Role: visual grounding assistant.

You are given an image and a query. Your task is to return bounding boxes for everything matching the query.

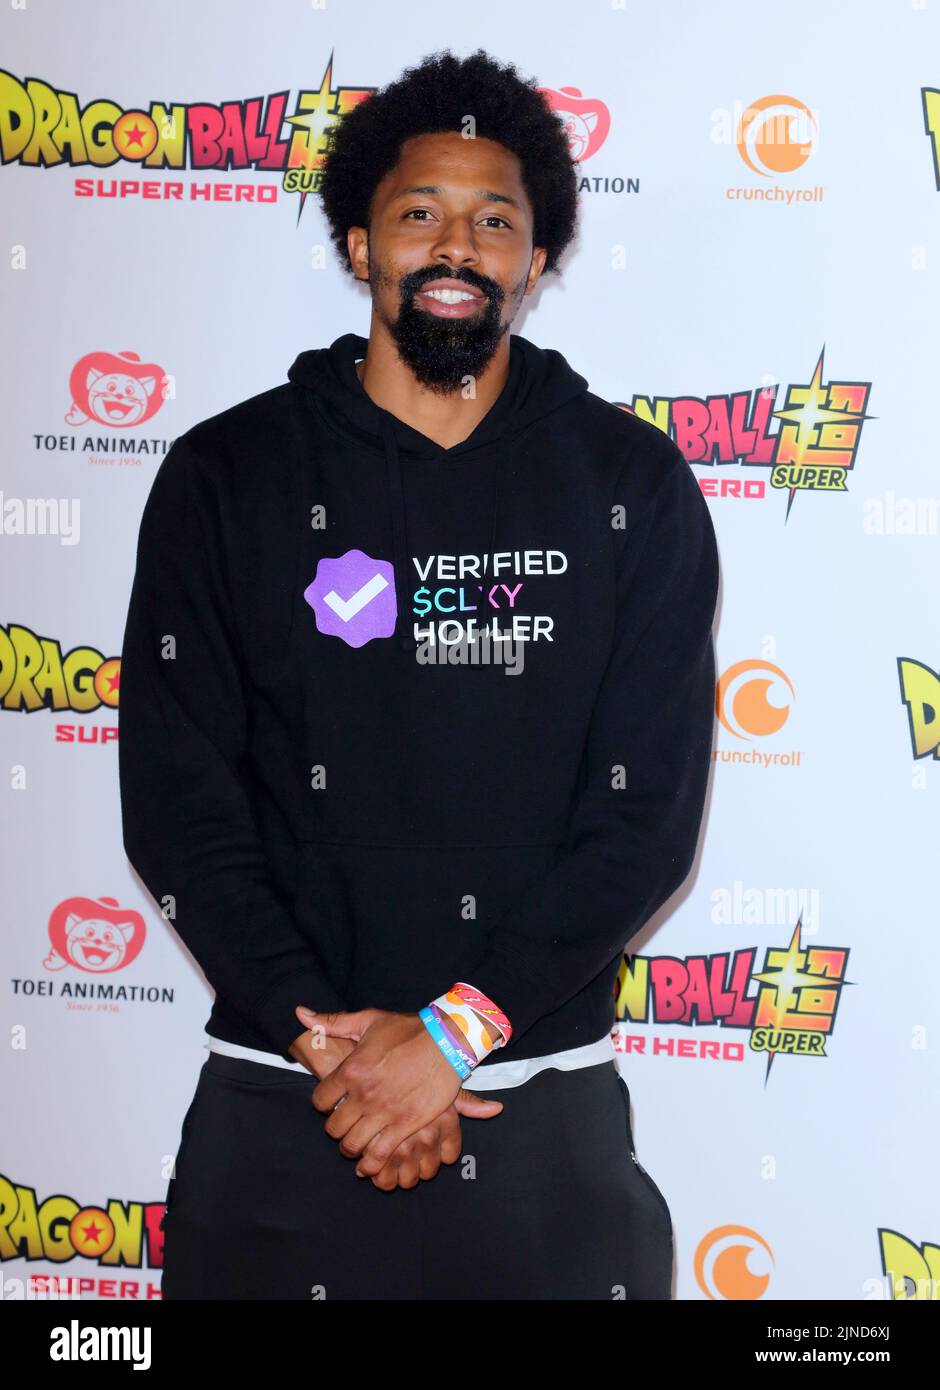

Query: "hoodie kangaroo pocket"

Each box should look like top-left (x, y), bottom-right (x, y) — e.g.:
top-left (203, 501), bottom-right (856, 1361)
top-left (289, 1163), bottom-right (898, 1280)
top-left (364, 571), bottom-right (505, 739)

top-left (299, 839), bottom-right (562, 1013)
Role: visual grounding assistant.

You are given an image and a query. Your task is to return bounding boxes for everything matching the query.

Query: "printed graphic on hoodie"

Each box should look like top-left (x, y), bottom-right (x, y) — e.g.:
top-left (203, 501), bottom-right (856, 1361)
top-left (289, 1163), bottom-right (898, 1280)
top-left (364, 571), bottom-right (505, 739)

top-left (412, 548), bottom-right (567, 646)
top-left (305, 546), bottom-right (569, 651)
top-left (304, 548), bottom-right (397, 647)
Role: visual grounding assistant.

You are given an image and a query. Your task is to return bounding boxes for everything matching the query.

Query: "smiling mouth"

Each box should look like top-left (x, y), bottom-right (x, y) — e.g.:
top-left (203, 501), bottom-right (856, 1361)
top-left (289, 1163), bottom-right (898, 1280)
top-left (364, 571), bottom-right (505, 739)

top-left (415, 286), bottom-right (486, 318)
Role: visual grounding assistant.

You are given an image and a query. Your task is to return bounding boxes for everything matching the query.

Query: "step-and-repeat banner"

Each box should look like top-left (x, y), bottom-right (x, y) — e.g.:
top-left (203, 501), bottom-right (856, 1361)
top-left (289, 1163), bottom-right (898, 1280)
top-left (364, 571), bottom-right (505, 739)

top-left (2, 0), bottom-right (938, 1302)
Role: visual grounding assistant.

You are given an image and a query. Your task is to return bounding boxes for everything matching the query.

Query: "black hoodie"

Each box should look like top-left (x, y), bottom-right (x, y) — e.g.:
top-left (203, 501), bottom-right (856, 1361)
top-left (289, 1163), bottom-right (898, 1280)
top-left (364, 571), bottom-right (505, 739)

top-left (118, 331), bottom-right (719, 1068)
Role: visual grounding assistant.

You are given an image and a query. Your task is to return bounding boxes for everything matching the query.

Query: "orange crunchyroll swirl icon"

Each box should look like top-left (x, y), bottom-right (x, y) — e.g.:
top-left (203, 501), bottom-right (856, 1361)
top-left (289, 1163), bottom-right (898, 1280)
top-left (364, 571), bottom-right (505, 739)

top-left (695, 1225), bottom-right (775, 1300)
top-left (716, 659), bottom-right (794, 740)
top-left (737, 94), bottom-right (817, 176)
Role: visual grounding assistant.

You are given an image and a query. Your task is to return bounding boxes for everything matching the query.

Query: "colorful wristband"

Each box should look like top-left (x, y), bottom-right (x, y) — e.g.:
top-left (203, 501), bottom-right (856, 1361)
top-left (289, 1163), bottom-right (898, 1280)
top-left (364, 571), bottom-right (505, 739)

top-left (425, 981), bottom-right (512, 1069)
top-left (448, 982), bottom-right (513, 1044)
top-left (428, 1002), bottom-right (473, 1059)
top-left (419, 1006), bottom-right (473, 1080)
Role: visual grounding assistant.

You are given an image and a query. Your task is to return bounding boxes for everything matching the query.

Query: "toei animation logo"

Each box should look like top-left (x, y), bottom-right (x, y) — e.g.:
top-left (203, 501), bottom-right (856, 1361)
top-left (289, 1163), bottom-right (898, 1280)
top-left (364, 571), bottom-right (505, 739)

top-left (0, 56), bottom-right (375, 223)
top-left (614, 347), bottom-right (874, 522)
top-left (538, 85), bottom-right (635, 198)
top-left (614, 914), bottom-right (853, 1084)
top-left (539, 85), bottom-right (610, 161)
top-left (43, 896), bottom-right (146, 974)
top-left (66, 350), bottom-right (168, 429)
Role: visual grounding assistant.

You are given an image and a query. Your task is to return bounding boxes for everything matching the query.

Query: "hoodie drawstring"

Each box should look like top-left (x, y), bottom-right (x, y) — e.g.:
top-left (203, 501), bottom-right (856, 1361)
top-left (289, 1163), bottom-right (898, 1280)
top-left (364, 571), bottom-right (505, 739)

top-left (381, 415), bottom-right (415, 653)
top-left (381, 413), bottom-right (505, 657)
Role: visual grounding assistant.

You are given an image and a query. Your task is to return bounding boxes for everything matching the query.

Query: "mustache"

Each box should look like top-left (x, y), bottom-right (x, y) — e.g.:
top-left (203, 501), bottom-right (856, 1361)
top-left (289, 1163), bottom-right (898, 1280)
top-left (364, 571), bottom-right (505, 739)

top-left (402, 267), bottom-right (502, 300)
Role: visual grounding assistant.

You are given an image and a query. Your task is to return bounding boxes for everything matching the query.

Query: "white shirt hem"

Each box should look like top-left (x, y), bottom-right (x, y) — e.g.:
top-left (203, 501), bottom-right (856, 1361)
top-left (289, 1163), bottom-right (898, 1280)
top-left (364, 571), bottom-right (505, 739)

top-left (203, 1031), bottom-right (617, 1090)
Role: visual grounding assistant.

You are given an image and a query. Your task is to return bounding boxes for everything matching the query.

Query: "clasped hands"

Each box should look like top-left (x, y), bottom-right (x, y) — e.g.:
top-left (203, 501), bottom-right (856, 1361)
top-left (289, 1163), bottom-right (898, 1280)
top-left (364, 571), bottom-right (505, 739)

top-left (288, 1005), bottom-right (504, 1192)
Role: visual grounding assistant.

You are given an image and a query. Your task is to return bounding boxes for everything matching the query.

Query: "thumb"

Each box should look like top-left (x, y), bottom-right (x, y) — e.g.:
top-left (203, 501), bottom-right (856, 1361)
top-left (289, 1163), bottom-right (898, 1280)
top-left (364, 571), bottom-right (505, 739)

top-left (295, 1006), bottom-right (377, 1041)
top-left (453, 1088), bottom-right (504, 1119)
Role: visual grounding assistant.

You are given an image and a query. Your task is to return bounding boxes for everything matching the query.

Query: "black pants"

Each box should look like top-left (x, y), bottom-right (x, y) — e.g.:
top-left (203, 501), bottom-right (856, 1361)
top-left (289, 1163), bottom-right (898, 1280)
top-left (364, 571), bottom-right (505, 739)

top-left (160, 1050), bottom-right (674, 1300)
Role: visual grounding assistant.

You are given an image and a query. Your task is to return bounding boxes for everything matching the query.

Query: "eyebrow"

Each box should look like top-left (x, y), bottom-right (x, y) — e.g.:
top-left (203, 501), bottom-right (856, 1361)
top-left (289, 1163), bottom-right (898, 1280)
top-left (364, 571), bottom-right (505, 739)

top-left (392, 184), bottom-right (523, 211)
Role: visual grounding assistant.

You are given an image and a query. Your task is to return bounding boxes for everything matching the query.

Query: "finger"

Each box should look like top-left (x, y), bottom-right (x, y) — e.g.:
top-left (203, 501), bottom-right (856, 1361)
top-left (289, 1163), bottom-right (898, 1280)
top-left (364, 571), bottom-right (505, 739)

top-left (310, 1060), bottom-right (358, 1116)
top-left (336, 1111), bottom-right (388, 1160)
top-left (406, 1123), bottom-right (444, 1180)
top-left (321, 1096), bottom-right (365, 1142)
top-left (355, 1122), bottom-right (414, 1177)
top-left (439, 1125), bottom-right (463, 1165)
top-left (295, 1007), bottom-right (342, 1037)
top-left (297, 1008), bottom-right (373, 1041)
top-left (392, 1159), bottom-right (421, 1189)
top-left (287, 1031), bottom-right (318, 1076)
top-left (416, 1147), bottom-right (442, 1181)
top-left (370, 1161), bottom-right (402, 1193)
top-left (453, 1089), bottom-right (504, 1119)
top-left (383, 1136), bottom-right (416, 1168)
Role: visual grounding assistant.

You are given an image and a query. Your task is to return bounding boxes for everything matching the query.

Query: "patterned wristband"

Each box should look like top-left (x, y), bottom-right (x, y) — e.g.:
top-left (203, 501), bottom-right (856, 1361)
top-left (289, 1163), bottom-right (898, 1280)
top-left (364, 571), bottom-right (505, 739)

top-left (427, 981), bottom-right (512, 1067)
top-left (449, 982), bottom-right (513, 1043)
top-left (419, 1006), bottom-right (474, 1080)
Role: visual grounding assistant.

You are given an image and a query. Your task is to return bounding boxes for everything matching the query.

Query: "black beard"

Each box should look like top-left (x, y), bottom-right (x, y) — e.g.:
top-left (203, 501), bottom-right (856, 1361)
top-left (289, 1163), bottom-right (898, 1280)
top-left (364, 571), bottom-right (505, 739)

top-left (371, 263), bottom-right (519, 395)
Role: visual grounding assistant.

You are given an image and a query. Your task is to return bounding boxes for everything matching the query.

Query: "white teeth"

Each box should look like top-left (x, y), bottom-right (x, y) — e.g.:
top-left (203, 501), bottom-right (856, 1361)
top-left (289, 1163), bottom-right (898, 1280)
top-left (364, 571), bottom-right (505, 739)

top-left (422, 288), bottom-right (477, 303)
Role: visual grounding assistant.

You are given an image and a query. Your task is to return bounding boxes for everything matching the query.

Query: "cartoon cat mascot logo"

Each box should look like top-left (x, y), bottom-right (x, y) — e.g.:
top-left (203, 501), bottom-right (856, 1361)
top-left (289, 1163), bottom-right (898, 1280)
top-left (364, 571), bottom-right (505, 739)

top-left (43, 895), bottom-right (146, 973)
top-left (539, 85), bottom-right (611, 162)
top-left (66, 350), bottom-right (166, 428)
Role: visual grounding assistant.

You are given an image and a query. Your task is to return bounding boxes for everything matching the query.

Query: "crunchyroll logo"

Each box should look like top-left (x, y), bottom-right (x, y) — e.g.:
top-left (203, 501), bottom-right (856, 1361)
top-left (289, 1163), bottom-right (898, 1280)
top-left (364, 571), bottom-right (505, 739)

top-left (695, 1225), bottom-right (775, 1300)
top-left (736, 94), bottom-right (818, 176)
top-left (716, 659), bottom-right (795, 741)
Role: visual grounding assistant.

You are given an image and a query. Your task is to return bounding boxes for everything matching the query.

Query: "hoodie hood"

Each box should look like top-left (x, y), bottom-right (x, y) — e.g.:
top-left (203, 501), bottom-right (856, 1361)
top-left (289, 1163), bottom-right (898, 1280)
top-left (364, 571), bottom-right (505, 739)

top-left (288, 332), bottom-right (588, 652)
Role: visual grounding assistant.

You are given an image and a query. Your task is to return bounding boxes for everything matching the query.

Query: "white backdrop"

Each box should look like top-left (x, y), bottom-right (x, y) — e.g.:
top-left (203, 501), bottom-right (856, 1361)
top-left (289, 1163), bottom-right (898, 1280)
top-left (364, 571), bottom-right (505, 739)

top-left (2, 0), bottom-right (938, 1302)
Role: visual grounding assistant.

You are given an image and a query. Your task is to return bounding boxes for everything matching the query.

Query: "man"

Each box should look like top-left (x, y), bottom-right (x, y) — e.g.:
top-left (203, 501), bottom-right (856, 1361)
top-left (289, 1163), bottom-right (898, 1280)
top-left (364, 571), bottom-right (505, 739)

top-left (119, 48), bottom-right (719, 1300)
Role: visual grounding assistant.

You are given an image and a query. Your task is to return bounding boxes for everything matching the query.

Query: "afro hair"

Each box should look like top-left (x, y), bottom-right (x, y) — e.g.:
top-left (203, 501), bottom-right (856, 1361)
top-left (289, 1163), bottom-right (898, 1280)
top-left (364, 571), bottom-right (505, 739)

top-left (318, 48), bottom-right (579, 278)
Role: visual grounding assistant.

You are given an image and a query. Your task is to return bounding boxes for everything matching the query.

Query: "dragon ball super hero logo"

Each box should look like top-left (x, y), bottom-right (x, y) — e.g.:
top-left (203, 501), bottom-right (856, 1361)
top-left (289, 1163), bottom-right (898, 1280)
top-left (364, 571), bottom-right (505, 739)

top-left (615, 347), bottom-right (874, 522)
top-left (613, 915), bottom-right (852, 1083)
top-left (898, 657), bottom-right (940, 761)
top-left (922, 87), bottom-right (940, 189)
top-left (0, 62), bottom-right (619, 216)
top-left (0, 1172), bottom-right (166, 1277)
top-left (0, 56), bottom-right (375, 221)
top-left (0, 623), bottom-right (120, 715)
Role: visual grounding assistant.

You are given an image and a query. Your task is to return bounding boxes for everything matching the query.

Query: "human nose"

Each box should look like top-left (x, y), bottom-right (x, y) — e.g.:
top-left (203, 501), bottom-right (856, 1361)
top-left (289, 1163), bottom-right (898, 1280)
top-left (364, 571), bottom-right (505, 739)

top-left (427, 212), bottom-right (480, 267)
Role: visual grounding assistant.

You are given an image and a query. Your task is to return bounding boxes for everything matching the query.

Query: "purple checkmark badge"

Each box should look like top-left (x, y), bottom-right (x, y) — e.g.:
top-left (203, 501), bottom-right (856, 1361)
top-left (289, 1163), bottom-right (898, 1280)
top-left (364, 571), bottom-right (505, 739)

top-left (304, 548), bottom-right (398, 648)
